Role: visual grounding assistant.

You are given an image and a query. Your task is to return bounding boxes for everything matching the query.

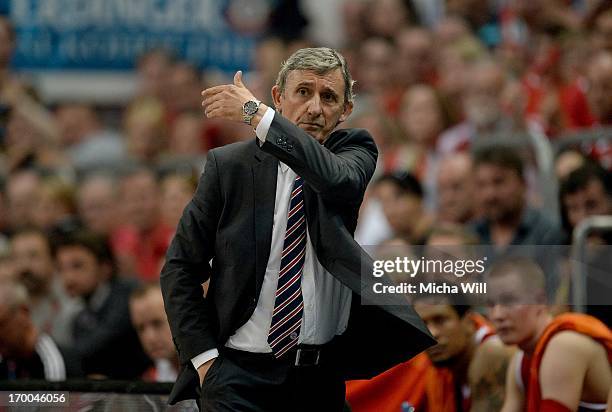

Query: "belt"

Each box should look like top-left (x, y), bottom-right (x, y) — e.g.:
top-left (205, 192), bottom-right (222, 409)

top-left (222, 340), bottom-right (335, 368)
top-left (284, 344), bottom-right (323, 367)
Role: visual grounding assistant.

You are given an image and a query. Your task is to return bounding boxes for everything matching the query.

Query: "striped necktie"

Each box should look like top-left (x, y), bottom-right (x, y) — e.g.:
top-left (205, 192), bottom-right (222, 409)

top-left (268, 175), bottom-right (306, 358)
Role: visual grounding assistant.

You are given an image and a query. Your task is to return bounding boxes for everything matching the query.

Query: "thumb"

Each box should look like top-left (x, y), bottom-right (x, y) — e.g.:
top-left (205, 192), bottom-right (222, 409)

top-left (233, 70), bottom-right (245, 88)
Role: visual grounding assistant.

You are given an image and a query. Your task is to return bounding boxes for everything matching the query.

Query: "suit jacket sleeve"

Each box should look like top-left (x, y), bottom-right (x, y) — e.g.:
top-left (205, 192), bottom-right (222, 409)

top-left (160, 150), bottom-right (221, 364)
top-left (261, 113), bottom-right (377, 203)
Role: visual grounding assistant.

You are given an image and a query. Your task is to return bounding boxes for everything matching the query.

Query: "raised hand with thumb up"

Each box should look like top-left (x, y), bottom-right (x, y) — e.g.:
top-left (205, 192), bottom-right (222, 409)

top-left (201, 70), bottom-right (267, 127)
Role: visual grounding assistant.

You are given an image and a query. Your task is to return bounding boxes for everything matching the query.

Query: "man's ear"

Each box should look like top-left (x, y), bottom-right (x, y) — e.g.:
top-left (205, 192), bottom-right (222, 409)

top-left (338, 101), bottom-right (354, 124)
top-left (271, 85), bottom-right (282, 112)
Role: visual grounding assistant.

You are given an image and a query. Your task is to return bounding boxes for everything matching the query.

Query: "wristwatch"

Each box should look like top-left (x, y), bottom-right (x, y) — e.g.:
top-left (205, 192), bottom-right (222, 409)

top-left (242, 99), bottom-right (261, 125)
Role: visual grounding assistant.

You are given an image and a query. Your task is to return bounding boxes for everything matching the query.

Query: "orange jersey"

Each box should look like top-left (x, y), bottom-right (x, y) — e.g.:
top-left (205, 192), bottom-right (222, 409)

top-left (517, 313), bottom-right (612, 412)
top-left (346, 312), bottom-right (495, 412)
top-left (345, 353), bottom-right (431, 412)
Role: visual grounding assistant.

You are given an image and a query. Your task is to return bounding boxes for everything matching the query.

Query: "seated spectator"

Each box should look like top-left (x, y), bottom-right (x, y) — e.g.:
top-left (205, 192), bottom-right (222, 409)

top-left (472, 145), bottom-right (563, 247)
top-left (54, 230), bottom-right (150, 379)
top-left (559, 162), bottom-right (612, 238)
top-left (10, 228), bottom-right (79, 346)
top-left (113, 167), bottom-right (174, 280)
top-left (129, 283), bottom-right (178, 382)
top-left (4, 169), bottom-right (41, 233)
top-left (398, 84), bottom-right (453, 209)
top-left (159, 173), bottom-right (196, 229)
top-left (76, 173), bottom-right (121, 236)
top-left (487, 257), bottom-right (612, 411)
top-left (436, 153), bottom-right (477, 224)
top-left (438, 59), bottom-right (539, 154)
top-left (54, 103), bottom-right (127, 173)
top-left (31, 177), bottom-right (76, 232)
top-left (413, 294), bottom-right (512, 412)
top-left (135, 48), bottom-right (174, 101)
top-left (375, 172), bottom-right (434, 244)
top-left (124, 99), bottom-right (167, 165)
top-left (0, 280), bottom-right (81, 380)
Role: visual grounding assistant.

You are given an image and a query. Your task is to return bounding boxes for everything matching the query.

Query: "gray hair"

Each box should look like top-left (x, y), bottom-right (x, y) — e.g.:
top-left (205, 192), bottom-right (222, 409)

top-left (275, 47), bottom-right (355, 105)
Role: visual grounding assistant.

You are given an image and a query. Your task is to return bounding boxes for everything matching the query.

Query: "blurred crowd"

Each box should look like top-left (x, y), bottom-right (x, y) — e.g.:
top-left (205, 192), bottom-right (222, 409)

top-left (0, 0), bottom-right (611, 385)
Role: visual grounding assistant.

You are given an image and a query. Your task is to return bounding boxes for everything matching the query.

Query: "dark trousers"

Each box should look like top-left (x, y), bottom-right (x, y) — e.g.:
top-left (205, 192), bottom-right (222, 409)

top-left (199, 346), bottom-right (346, 412)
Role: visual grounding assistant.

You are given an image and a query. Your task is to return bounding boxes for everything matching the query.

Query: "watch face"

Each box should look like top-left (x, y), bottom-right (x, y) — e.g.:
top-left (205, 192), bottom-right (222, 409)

top-left (244, 100), bottom-right (259, 115)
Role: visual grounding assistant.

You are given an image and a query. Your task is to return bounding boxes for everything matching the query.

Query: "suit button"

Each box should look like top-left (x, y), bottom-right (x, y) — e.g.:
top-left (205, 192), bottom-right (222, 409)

top-left (290, 332), bottom-right (298, 340)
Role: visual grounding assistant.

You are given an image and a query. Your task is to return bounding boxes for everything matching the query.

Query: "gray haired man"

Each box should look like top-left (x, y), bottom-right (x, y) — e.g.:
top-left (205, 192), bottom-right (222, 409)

top-left (161, 47), bottom-right (434, 411)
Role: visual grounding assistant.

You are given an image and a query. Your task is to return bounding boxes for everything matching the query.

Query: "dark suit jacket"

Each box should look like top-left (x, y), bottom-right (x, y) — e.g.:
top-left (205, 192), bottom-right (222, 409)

top-left (71, 277), bottom-right (151, 379)
top-left (160, 114), bottom-right (435, 403)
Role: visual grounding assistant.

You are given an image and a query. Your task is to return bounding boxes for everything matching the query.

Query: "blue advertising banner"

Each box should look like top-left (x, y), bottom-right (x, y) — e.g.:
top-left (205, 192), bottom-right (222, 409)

top-left (5, 0), bottom-right (257, 71)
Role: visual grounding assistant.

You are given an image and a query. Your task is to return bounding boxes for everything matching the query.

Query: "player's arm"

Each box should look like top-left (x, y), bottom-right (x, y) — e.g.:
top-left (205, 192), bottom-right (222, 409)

top-left (539, 331), bottom-right (591, 411)
top-left (499, 352), bottom-right (525, 412)
top-left (469, 338), bottom-right (514, 412)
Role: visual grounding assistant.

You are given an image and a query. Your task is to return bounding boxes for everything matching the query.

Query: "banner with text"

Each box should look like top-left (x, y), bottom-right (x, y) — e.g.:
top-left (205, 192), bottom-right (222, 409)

top-left (5, 0), bottom-right (256, 71)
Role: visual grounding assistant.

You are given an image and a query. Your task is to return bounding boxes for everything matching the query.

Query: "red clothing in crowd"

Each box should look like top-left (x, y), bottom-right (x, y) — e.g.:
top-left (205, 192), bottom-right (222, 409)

top-left (112, 223), bottom-right (174, 281)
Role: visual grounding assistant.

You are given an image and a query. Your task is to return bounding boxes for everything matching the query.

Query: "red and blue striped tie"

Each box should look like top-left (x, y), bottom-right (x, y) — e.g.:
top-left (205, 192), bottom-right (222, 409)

top-left (268, 176), bottom-right (306, 358)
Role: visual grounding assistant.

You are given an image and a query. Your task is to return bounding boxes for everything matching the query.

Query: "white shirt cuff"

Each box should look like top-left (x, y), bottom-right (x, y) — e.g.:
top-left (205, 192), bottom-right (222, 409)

top-left (191, 348), bottom-right (219, 370)
top-left (255, 107), bottom-right (274, 143)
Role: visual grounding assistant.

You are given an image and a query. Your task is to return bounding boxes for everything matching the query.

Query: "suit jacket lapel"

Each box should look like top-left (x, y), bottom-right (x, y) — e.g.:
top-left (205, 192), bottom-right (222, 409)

top-left (252, 147), bottom-right (278, 298)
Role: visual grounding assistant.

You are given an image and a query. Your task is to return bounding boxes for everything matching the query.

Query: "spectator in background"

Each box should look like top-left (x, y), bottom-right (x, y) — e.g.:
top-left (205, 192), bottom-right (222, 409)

top-left (585, 51), bottom-right (612, 127)
top-left (31, 178), bottom-right (76, 231)
top-left (159, 173), bottom-right (196, 229)
top-left (0, 280), bottom-right (81, 380)
top-left (588, 3), bottom-right (612, 53)
top-left (5, 170), bottom-right (41, 233)
top-left (394, 27), bottom-right (437, 92)
top-left (436, 153), bottom-right (476, 224)
top-left (165, 62), bottom-right (204, 124)
top-left (113, 167), bottom-right (173, 280)
top-left (167, 111), bottom-right (205, 157)
top-left (124, 99), bottom-right (167, 165)
top-left (135, 49), bottom-right (174, 101)
top-left (54, 230), bottom-right (150, 379)
top-left (363, 0), bottom-right (413, 40)
top-left (559, 162), bottom-right (612, 238)
top-left (472, 145), bottom-right (563, 247)
top-left (76, 173), bottom-right (121, 236)
top-left (355, 37), bottom-right (396, 107)
top-left (54, 103), bottom-right (127, 173)
top-left (10, 228), bottom-right (79, 346)
top-left (397, 84), bottom-right (452, 208)
top-left (129, 283), bottom-right (179, 382)
top-left (439, 59), bottom-right (535, 154)
top-left (375, 172), bottom-right (434, 244)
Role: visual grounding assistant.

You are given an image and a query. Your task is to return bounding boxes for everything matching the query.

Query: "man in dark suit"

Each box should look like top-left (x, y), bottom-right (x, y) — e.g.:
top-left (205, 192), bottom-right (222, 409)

top-left (161, 47), bottom-right (435, 411)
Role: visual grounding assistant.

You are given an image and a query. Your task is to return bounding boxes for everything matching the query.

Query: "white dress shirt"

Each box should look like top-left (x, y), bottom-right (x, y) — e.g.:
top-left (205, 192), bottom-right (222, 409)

top-left (192, 108), bottom-right (352, 369)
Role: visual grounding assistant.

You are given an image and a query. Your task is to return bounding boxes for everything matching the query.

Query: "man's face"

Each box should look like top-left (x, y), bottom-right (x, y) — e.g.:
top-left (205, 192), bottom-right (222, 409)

top-left (475, 164), bottom-right (525, 222)
top-left (272, 69), bottom-right (353, 144)
top-left (487, 272), bottom-right (543, 347)
top-left (587, 55), bottom-right (612, 124)
top-left (56, 246), bottom-right (103, 298)
top-left (437, 156), bottom-right (474, 223)
top-left (563, 179), bottom-right (611, 230)
top-left (414, 302), bottom-right (471, 365)
top-left (10, 233), bottom-right (55, 294)
top-left (77, 180), bottom-right (118, 235)
top-left (130, 290), bottom-right (175, 361)
top-left (376, 182), bottom-right (422, 236)
top-left (121, 173), bottom-right (160, 232)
